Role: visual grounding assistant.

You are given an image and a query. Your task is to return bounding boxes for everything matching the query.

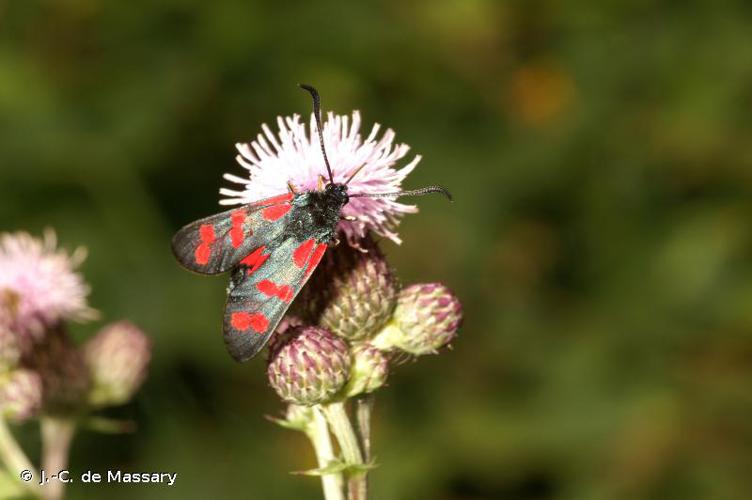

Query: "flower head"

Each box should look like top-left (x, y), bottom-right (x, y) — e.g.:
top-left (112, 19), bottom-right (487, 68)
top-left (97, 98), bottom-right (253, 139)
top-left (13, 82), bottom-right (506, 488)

top-left (267, 326), bottom-right (351, 406)
top-left (26, 327), bottom-right (91, 415)
top-left (84, 321), bottom-right (151, 407)
top-left (220, 112), bottom-right (421, 244)
top-left (0, 369), bottom-right (42, 422)
top-left (0, 231), bottom-right (96, 342)
top-left (372, 283), bottom-right (462, 355)
top-left (299, 237), bottom-right (398, 341)
top-left (343, 344), bottom-right (389, 397)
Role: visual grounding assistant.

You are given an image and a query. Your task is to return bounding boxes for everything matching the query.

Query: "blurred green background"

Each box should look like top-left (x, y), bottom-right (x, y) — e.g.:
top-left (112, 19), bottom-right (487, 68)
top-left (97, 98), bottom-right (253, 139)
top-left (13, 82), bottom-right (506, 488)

top-left (2, 1), bottom-right (752, 499)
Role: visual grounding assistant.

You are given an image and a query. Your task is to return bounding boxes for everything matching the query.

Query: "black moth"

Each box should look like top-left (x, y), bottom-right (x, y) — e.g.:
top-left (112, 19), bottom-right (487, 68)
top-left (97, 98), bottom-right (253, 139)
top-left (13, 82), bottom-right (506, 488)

top-left (171, 85), bottom-right (451, 362)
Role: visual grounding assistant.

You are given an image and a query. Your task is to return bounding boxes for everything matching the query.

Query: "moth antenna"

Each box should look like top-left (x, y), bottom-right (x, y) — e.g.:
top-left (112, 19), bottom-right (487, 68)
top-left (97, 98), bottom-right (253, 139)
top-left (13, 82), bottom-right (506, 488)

top-left (349, 185), bottom-right (453, 202)
top-left (299, 84), bottom-right (335, 185)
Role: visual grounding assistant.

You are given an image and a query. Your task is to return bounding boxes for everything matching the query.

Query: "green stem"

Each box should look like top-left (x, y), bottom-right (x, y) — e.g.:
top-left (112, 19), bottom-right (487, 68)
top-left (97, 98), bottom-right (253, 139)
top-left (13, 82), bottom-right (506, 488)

top-left (355, 396), bottom-right (373, 500)
top-left (355, 396), bottom-right (373, 462)
top-left (40, 417), bottom-right (76, 500)
top-left (323, 402), bottom-right (366, 500)
top-left (0, 418), bottom-right (37, 493)
top-left (306, 407), bottom-right (345, 500)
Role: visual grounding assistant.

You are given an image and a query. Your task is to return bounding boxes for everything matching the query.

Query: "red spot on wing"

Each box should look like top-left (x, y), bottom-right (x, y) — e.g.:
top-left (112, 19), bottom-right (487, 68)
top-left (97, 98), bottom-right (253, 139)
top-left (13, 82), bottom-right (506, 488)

top-left (253, 193), bottom-right (294, 206)
top-left (194, 224), bottom-right (216, 265)
top-left (199, 225), bottom-right (216, 242)
top-left (256, 279), bottom-right (294, 302)
top-left (240, 246), bottom-right (270, 275)
top-left (231, 312), bottom-right (269, 333)
top-left (262, 204), bottom-right (291, 221)
top-left (195, 245), bottom-right (211, 265)
top-left (293, 239), bottom-right (315, 268)
top-left (305, 243), bottom-right (328, 277)
top-left (230, 209), bottom-right (246, 248)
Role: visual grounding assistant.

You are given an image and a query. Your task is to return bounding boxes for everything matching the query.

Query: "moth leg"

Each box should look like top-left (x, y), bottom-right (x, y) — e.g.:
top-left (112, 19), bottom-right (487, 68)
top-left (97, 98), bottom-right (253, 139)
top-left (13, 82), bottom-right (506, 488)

top-left (287, 181), bottom-right (298, 194)
top-left (317, 175), bottom-right (325, 191)
top-left (332, 236), bottom-right (341, 247)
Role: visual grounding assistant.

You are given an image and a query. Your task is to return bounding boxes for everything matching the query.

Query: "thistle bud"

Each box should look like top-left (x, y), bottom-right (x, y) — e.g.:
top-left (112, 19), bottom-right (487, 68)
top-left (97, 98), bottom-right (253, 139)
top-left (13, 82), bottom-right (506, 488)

top-left (0, 369), bottom-right (42, 422)
top-left (25, 327), bottom-right (90, 415)
top-left (298, 237), bottom-right (398, 341)
top-left (0, 327), bottom-right (20, 372)
top-left (267, 326), bottom-right (351, 406)
top-left (372, 283), bottom-right (462, 355)
top-left (84, 321), bottom-right (151, 407)
top-left (343, 344), bottom-right (389, 397)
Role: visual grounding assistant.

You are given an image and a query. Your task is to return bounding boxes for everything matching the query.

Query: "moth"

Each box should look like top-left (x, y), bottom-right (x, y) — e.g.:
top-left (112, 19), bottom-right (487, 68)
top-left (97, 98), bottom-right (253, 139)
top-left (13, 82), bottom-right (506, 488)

top-left (171, 85), bottom-right (450, 362)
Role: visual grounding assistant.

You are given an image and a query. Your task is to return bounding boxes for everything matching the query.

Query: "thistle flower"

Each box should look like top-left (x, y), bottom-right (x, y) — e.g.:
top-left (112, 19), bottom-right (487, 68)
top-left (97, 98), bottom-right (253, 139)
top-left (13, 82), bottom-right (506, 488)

top-left (372, 283), bottom-right (462, 355)
top-left (220, 112), bottom-right (421, 244)
top-left (343, 344), bottom-right (389, 397)
top-left (83, 321), bottom-right (151, 408)
top-left (0, 369), bottom-right (42, 422)
top-left (267, 326), bottom-right (351, 406)
top-left (0, 231), bottom-right (96, 343)
top-left (299, 237), bottom-right (397, 341)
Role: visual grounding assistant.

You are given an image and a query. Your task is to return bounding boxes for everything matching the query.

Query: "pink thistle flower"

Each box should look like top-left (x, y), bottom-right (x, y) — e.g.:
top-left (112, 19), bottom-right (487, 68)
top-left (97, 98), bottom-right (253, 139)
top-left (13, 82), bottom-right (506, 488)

top-left (0, 230), bottom-right (97, 341)
top-left (220, 112), bottom-right (421, 244)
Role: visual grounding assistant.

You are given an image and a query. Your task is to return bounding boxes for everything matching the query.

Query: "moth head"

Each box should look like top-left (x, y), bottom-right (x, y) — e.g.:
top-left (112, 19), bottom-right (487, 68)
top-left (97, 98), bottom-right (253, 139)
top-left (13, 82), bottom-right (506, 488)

top-left (325, 182), bottom-right (349, 206)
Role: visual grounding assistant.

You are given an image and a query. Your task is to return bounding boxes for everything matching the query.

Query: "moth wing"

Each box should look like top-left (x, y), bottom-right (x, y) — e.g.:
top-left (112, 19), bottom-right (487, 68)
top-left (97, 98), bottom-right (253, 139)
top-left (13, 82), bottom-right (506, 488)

top-left (223, 237), bottom-right (328, 362)
top-left (171, 193), bottom-right (294, 275)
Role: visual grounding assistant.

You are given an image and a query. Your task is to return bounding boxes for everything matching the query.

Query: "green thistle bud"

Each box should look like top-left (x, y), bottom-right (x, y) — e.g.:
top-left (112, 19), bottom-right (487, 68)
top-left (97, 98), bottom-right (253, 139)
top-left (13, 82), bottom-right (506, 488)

top-left (84, 321), bottom-right (151, 408)
top-left (372, 283), bottom-right (462, 355)
top-left (0, 369), bottom-right (42, 422)
top-left (267, 326), bottom-right (351, 406)
top-left (25, 327), bottom-right (90, 415)
top-left (0, 327), bottom-right (20, 372)
top-left (343, 344), bottom-right (389, 397)
top-left (299, 237), bottom-right (397, 341)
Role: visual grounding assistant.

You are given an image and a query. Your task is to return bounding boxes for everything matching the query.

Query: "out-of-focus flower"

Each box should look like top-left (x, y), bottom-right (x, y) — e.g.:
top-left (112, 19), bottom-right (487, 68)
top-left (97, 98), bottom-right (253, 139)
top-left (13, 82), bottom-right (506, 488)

top-left (0, 231), bottom-right (96, 343)
top-left (220, 112), bottom-right (421, 244)
top-left (0, 326), bottom-right (20, 372)
top-left (0, 369), bottom-right (42, 422)
top-left (372, 283), bottom-right (462, 355)
top-left (26, 328), bottom-right (90, 415)
top-left (300, 238), bottom-right (397, 341)
top-left (267, 326), bottom-right (351, 406)
top-left (83, 321), bottom-right (151, 408)
top-left (343, 344), bottom-right (389, 397)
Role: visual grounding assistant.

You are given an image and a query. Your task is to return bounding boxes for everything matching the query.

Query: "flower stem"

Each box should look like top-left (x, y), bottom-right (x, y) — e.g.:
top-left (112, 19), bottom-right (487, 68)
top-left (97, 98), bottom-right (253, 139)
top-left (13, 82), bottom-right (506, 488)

top-left (354, 395), bottom-right (374, 499)
top-left (0, 418), bottom-right (37, 493)
top-left (305, 407), bottom-right (345, 500)
top-left (355, 395), bottom-right (373, 462)
top-left (323, 402), bottom-right (366, 500)
top-left (40, 417), bottom-right (76, 500)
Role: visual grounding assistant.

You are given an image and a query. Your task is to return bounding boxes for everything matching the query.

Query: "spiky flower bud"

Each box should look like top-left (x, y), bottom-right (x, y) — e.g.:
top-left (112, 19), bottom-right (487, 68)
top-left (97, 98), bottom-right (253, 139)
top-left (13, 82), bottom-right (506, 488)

top-left (0, 326), bottom-right (20, 372)
top-left (0, 369), bottom-right (42, 422)
top-left (267, 326), bottom-right (351, 406)
top-left (25, 328), bottom-right (90, 415)
top-left (299, 238), bottom-right (397, 341)
top-left (343, 344), bottom-right (389, 397)
top-left (372, 283), bottom-right (462, 355)
top-left (84, 321), bottom-right (151, 408)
